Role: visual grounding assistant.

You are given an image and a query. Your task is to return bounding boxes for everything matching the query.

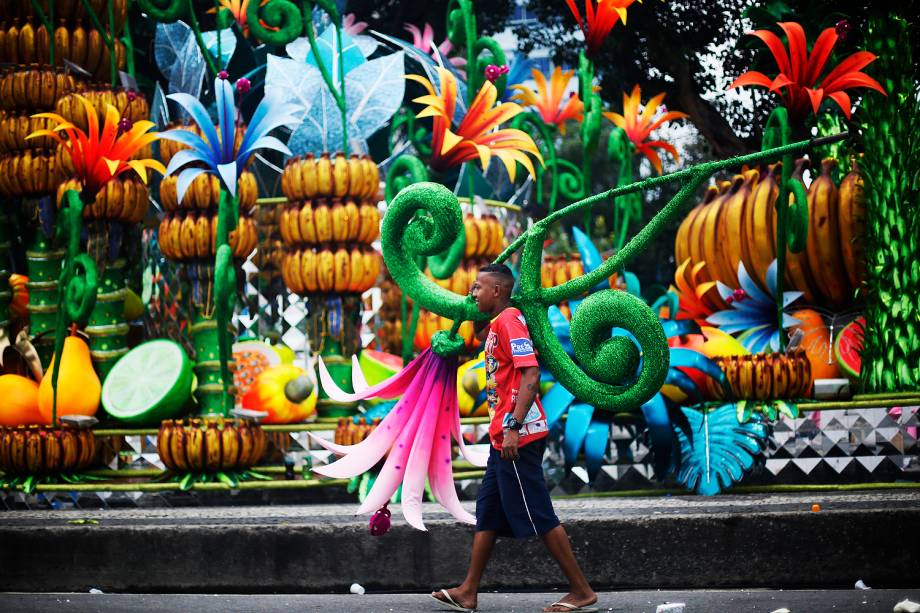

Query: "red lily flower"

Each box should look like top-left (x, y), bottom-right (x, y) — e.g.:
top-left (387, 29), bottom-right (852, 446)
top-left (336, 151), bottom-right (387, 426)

top-left (28, 95), bottom-right (164, 199)
top-left (564, 0), bottom-right (637, 58)
top-left (603, 84), bottom-right (688, 174)
top-left (730, 22), bottom-right (886, 120)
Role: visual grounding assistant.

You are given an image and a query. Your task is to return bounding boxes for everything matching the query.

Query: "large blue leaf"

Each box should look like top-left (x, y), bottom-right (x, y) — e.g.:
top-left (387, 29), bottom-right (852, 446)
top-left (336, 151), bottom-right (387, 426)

top-left (288, 83), bottom-right (343, 156)
top-left (583, 420), bottom-right (609, 483)
top-left (500, 52), bottom-right (535, 102)
top-left (345, 52), bottom-right (405, 141)
top-left (542, 382), bottom-right (575, 428)
top-left (641, 393), bottom-right (674, 479)
top-left (201, 29), bottom-right (236, 69)
top-left (264, 55), bottom-right (325, 122)
top-left (304, 28), bottom-right (366, 79)
top-left (674, 404), bottom-right (768, 495)
top-left (154, 21), bottom-right (205, 98)
top-left (562, 403), bottom-right (594, 469)
top-left (571, 226), bottom-right (608, 293)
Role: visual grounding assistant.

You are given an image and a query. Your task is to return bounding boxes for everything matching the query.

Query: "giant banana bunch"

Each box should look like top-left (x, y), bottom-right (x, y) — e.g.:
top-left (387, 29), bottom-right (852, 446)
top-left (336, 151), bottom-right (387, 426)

top-left (412, 309), bottom-right (476, 352)
top-left (463, 213), bottom-right (506, 259)
top-left (0, 111), bottom-right (56, 153)
top-left (159, 122), bottom-right (246, 167)
top-left (0, 149), bottom-right (58, 197)
top-left (0, 65), bottom-right (83, 111)
top-left (279, 199), bottom-right (380, 246)
top-left (0, 23), bottom-right (126, 80)
top-left (281, 246), bottom-right (380, 295)
top-left (741, 163), bottom-right (780, 289)
top-left (705, 350), bottom-right (812, 400)
top-left (159, 171), bottom-right (258, 212)
top-left (540, 254), bottom-right (585, 288)
top-left (805, 158), bottom-right (848, 306)
top-left (157, 418), bottom-right (267, 473)
top-left (837, 160), bottom-right (866, 291)
top-left (0, 424), bottom-right (97, 474)
top-left (6, 0), bottom-right (127, 33)
top-left (58, 177), bottom-right (148, 224)
top-left (674, 157), bottom-right (865, 308)
top-left (55, 88), bottom-right (148, 133)
top-left (716, 169), bottom-right (759, 288)
top-left (282, 153), bottom-right (380, 201)
top-left (158, 212), bottom-right (258, 261)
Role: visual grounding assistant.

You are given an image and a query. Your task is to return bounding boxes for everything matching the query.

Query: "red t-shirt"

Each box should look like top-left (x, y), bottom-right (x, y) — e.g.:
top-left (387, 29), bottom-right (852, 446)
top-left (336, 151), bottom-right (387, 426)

top-left (484, 307), bottom-right (548, 449)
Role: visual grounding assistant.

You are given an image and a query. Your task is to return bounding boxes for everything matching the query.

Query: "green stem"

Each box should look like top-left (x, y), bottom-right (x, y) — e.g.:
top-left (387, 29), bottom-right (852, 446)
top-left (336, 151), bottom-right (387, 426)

top-left (304, 0), bottom-right (348, 154)
top-left (187, 0), bottom-right (218, 78)
top-left (108, 0), bottom-right (117, 85)
top-left (122, 15), bottom-right (136, 78)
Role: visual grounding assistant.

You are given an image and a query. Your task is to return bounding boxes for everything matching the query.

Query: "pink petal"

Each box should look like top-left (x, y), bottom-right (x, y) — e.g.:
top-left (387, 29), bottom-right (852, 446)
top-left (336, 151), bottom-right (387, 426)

top-left (318, 349), bottom-right (425, 402)
top-left (429, 368), bottom-right (476, 524)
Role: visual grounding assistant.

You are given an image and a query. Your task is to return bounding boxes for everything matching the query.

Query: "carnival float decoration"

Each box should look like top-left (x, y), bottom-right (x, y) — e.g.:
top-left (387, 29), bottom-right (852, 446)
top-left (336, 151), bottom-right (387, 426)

top-left (0, 0), bottom-right (916, 505)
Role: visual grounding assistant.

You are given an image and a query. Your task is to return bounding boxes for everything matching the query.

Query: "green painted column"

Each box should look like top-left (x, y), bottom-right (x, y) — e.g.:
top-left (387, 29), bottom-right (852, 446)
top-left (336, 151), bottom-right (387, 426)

top-left (86, 259), bottom-right (129, 382)
top-left (190, 311), bottom-right (235, 416)
top-left (25, 234), bottom-right (64, 369)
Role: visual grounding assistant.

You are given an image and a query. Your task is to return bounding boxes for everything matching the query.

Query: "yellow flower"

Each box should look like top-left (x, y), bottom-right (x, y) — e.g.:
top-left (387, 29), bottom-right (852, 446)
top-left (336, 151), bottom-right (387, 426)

top-left (408, 67), bottom-right (543, 181)
top-left (511, 67), bottom-right (583, 134)
top-left (603, 84), bottom-right (687, 174)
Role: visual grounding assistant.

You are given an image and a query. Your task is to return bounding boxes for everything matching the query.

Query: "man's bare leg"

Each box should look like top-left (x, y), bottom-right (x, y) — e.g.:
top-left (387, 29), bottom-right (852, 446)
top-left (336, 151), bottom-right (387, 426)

top-left (432, 530), bottom-right (497, 609)
top-left (540, 525), bottom-right (597, 612)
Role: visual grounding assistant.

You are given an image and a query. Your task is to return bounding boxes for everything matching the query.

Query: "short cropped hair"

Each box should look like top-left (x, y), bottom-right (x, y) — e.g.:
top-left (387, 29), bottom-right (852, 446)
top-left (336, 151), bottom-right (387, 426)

top-left (479, 263), bottom-right (514, 279)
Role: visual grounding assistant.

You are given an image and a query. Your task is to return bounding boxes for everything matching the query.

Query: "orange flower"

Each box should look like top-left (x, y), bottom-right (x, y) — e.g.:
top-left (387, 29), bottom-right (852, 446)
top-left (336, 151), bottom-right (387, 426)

top-left (511, 67), bottom-right (583, 134)
top-left (213, 0), bottom-right (273, 37)
top-left (407, 67), bottom-right (543, 181)
top-left (603, 84), bottom-right (687, 174)
top-left (27, 95), bottom-right (164, 198)
top-left (564, 0), bottom-right (637, 58)
top-left (729, 22), bottom-right (885, 120)
top-left (670, 259), bottom-right (727, 323)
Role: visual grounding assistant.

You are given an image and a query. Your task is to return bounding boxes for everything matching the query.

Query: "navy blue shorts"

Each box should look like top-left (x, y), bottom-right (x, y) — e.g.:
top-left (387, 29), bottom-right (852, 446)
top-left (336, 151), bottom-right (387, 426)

top-left (475, 439), bottom-right (560, 538)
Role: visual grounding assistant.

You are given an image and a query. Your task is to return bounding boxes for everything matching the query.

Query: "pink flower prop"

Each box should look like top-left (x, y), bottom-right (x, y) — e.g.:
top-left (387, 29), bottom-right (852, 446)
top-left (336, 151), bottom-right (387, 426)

top-left (311, 350), bottom-right (488, 531)
top-left (404, 22), bottom-right (467, 75)
top-left (343, 13), bottom-right (368, 36)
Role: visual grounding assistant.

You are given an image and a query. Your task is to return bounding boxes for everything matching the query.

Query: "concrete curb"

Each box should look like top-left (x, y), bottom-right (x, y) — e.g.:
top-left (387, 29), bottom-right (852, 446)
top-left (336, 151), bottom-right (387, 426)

top-left (2, 496), bottom-right (918, 592)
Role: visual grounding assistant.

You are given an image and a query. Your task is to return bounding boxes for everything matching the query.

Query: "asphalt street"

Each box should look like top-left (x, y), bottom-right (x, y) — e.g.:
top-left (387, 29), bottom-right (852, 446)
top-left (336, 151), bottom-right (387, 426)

top-left (2, 590), bottom-right (919, 613)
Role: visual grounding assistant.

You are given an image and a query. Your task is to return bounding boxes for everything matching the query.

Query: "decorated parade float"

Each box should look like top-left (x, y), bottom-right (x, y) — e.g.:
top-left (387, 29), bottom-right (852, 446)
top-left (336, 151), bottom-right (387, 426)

top-left (0, 0), bottom-right (917, 517)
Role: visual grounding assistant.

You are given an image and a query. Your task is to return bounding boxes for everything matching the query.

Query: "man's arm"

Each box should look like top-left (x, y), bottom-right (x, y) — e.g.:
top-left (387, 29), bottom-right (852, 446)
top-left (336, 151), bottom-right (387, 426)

top-left (500, 366), bottom-right (540, 460)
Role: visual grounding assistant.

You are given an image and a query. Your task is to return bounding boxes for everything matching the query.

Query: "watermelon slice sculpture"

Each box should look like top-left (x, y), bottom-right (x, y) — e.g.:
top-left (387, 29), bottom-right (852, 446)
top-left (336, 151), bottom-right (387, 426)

top-left (834, 317), bottom-right (865, 380)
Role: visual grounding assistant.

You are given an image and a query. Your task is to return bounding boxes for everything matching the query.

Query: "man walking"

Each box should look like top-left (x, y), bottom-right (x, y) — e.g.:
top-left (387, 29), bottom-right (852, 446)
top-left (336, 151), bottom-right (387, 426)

top-left (432, 264), bottom-right (597, 613)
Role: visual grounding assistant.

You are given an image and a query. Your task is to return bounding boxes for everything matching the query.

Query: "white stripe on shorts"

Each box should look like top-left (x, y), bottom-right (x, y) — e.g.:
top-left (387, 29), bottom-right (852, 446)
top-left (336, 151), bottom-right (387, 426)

top-left (511, 460), bottom-right (538, 536)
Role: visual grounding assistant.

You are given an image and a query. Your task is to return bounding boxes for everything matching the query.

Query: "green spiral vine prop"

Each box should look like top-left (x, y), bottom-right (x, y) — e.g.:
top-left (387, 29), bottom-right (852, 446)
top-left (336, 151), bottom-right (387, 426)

top-left (50, 190), bottom-right (100, 424)
top-left (546, 158), bottom-right (586, 202)
top-left (244, 0), bottom-right (303, 45)
top-left (511, 111), bottom-right (560, 212)
top-left (446, 0), bottom-right (508, 98)
top-left (383, 136), bottom-right (846, 411)
top-left (389, 106), bottom-right (433, 158)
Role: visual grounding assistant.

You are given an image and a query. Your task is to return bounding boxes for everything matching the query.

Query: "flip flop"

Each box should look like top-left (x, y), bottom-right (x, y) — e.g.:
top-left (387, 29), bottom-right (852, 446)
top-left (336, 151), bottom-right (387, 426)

top-left (431, 588), bottom-right (477, 612)
top-left (544, 602), bottom-right (599, 613)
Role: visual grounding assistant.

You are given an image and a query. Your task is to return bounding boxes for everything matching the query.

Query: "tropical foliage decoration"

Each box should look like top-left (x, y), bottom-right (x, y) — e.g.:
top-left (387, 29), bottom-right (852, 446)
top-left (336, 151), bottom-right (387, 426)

top-left (511, 67), bottom-right (583, 134)
top-left (603, 85), bottom-right (687, 174)
top-left (564, 0), bottom-right (638, 58)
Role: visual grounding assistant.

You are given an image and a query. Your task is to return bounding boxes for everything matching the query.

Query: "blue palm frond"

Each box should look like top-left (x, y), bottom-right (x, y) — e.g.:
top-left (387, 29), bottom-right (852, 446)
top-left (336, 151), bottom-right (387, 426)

top-left (674, 404), bottom-right (768, 495)
top-left (162, 77), bottom-right (299, 202)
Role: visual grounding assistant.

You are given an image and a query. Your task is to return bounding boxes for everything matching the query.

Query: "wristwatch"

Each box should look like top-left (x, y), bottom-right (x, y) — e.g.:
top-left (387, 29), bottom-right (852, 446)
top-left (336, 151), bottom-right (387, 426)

top-left (503, 416), bottom-right (524, 431)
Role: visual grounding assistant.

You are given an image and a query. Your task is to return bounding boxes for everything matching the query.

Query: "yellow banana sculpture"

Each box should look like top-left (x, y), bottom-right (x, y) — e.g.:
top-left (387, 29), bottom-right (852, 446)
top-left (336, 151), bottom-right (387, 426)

top-left (837, 161), bottom-right (866, 290)
top-left (805, 158), bottom-right (847, 306)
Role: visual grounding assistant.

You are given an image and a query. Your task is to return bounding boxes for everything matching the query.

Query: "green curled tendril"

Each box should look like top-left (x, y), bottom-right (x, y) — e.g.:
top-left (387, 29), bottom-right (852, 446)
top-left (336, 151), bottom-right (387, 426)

top-left (546, 158), bottom-right (585, 201)
top-left (785, 178), bottom-right (809, 253)
top-left (136, 0), bottom-right (185, 22)
top-left (246, 0), bottom-right (303, 46)
top-left (385, 154), bottom-right (429, 203)
top-left (445, 0), bottom-right (507, 97)
top-left (608, 127), bottom-right (641, 251)
top-left (382, 182), bottom-right (486, 325)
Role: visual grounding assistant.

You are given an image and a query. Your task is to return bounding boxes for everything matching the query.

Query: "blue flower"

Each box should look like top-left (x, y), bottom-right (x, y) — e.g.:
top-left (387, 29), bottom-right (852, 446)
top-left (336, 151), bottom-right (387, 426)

top-left (161, 76), bottom-right (299, 203)
top-left (706, 260), bottom-right (802, 353)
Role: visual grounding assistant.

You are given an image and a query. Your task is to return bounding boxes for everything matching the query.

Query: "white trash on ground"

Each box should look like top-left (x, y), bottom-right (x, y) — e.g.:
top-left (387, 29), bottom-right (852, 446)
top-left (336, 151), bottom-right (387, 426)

top-left (855, 580), bottom-right (872, 590)
top-left (655, 603), bottom-right (685, 613)
top-left (349, 583), bottom-right (365, 595)
top-left (894, 599), bottom-right (920, 613)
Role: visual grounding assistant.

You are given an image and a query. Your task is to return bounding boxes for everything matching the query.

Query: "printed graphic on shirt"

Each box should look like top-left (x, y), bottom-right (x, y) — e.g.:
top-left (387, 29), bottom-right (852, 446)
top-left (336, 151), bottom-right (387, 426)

top-left (485, 332), bottom-right (499, 420)
top-left (509, 337), bottom-right (534, 357)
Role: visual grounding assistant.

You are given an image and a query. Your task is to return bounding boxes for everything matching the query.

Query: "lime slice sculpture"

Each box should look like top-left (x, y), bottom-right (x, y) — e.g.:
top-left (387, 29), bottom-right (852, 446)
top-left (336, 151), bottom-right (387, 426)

top-left (102, 340), bottom-right (193, 424)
